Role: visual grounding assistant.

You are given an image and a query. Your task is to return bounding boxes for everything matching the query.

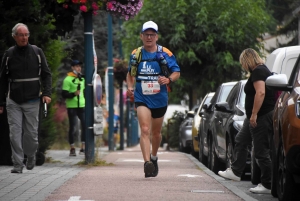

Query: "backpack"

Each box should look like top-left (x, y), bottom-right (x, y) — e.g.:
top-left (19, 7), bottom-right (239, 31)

top-left (5, 45), bottom-right (41, 78)
top-left (130, 45), bottom-right (171, 78)
top-left (4, 45), bottom-right (42, 99)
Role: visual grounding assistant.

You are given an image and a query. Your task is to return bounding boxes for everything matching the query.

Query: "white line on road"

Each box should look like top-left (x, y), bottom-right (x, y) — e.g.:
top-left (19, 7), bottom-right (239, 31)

top-left (191, 190), bottom-right (224, 193)
top-left (58, 196), bottom-right (94, 201)
top-left (178, 174), bottom-right (203, 178)
top-left (116, 158), bottom-right (180, 162)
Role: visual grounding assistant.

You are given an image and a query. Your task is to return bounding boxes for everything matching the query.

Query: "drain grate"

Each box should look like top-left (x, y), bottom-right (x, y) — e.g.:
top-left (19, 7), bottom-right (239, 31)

top-left (191, 190), bottom-right (224, 193)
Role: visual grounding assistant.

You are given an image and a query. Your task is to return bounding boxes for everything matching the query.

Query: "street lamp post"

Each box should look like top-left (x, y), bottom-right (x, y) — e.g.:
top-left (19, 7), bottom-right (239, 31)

top-left (83, 11), bottom-right (95, 163)
top-left (108, 13), bottom-right (115, 151)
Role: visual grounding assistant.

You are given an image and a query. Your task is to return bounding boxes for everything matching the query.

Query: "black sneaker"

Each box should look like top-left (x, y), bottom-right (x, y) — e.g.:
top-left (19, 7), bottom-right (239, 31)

top-left (79, 149), bottom-right (84, 155)
top-left (26, 155), bottom-right (36, 170)
top-left (144, 161), bottom-right (155, 178)
top-left (150, 156), bottom-right (158, 177)
top-left (69, 148), bottom-right (76, 156)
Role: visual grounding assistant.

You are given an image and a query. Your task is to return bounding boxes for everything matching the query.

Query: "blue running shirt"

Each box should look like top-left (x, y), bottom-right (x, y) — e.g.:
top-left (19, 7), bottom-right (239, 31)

top-left (128, 46), bottom-right (180, 109)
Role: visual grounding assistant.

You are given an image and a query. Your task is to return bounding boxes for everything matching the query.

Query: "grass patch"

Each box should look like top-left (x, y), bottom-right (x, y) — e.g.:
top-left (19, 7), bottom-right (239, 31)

top-left (45, 157), bottom-right (62, 163)
top-left (76, 158), bottom-right (114, 167)
top-left (75, 137), bottom-right (114, 167)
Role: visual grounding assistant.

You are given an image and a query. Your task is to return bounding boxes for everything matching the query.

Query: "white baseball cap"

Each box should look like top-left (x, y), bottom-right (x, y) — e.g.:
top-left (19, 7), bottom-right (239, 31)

top-left (141, 21), bottom-right (158, 33)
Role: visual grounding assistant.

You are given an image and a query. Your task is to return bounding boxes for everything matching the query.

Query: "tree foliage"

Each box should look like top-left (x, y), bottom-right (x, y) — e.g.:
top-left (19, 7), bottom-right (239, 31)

top-left (268, 0), bottom-right (300, 47)
top-left (121, 0), bottom-right (274, 106)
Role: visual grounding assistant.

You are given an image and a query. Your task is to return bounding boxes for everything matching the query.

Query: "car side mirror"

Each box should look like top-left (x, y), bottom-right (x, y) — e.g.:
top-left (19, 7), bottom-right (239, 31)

top-left (215, 102), bottom-right (232, 113)
top-left (266, 74), bottom-right (291, 91)
top-left (199, 109), bottom-right (204, 116)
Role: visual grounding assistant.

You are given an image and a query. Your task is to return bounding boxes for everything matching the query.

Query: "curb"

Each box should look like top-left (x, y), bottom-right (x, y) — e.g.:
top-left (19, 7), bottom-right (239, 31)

top-left (185, 153), bottom-right (258, 201)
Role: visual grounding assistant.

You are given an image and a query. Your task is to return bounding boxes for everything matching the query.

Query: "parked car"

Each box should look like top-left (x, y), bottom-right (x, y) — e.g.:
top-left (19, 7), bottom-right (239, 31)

top-left (213, 80), bottom-right (254, 180)
top-left (215, 80), bottom-right (247, 167)
top-left (265, 45), bottom-right (300, 78)
top-left (266, 58), bottom-right (300, 200)
top-left (199, 81), bottom-right (237, 173)
top-left (179, 111), bottom-right (194, 153)
top-left (191, 92), bottom-right (214, 162)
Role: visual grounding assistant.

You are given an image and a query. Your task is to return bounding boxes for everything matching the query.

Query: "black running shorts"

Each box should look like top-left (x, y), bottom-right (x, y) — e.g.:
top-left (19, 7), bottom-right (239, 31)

top-left (135, 102), bottom-right (167, 118)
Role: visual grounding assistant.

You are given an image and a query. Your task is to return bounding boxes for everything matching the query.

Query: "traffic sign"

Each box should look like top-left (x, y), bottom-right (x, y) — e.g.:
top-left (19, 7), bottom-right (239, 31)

top-left (93, 74), bottom-right (102, 106)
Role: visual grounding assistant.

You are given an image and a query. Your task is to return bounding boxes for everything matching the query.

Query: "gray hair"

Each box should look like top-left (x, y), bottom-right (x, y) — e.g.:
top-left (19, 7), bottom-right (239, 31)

top-left (12, 23), bottom-right (29, 37)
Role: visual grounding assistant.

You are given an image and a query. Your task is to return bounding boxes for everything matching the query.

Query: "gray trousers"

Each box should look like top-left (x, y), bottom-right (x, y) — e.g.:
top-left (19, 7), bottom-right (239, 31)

top-left (231, 111), bottom-right (273, 189)
top-left (6, 98), bottom-right (39, 167)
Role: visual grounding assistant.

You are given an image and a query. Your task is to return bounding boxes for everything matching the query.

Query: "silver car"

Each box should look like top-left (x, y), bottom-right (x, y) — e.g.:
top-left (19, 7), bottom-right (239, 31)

top-left (179, 111), bottom-right (194, 153)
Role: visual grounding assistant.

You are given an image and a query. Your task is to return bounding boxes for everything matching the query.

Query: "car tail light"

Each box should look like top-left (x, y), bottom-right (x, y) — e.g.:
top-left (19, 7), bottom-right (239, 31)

top-left (297, 99), bottom-right (300, 118)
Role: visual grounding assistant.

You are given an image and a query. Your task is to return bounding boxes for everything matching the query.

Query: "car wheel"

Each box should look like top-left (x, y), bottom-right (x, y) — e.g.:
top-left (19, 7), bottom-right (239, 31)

top-left (179, 141), bottom-right (184, 152)
top-left (276, 141), bottom-right (300, 201)
top-left (271, 137), bottom-right (278, 198)
top-left (198, 134), bottom-right (207, 166)
top-left (251, 146), bottom-right (261, 185)
top-left (208, 136), bottom-right (221, 174)
top-left (191, 147), bottom-right (199, 158)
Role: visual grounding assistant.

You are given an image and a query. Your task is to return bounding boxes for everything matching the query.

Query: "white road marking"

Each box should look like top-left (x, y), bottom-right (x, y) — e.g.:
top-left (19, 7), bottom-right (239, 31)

top-left (191, 190), bottom-right (224, 193)
top-left (116, 158), bottom-right (180, 162)
top-left (59, 196), bottom-right (94, 201)
top-left (177, 174), bottom-right (202, 178)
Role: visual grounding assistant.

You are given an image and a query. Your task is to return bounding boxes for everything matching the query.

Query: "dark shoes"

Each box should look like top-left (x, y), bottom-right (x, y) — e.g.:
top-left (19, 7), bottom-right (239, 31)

top-left (144, 161), bottom-right (155, 178)
top-left (151, 156), bottom-right (159, 177)
top-left (11, 166), bottom-right (23, 173)
top-left (144, 155), bottom-right (159, 178)
top-left (79, 149), bottom-right (85, 155)
top-left (69, 148), bottom-right (76, 156)
top-left (26, 156), bottom-right (36, 170)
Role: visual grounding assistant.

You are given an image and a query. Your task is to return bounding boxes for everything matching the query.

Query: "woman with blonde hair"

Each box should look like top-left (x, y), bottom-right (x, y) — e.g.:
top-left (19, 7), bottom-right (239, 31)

top-left (218, 48), bottom-right (275, 194)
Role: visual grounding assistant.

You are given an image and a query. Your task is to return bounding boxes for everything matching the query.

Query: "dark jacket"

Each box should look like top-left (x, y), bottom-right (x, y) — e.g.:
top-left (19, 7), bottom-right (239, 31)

top-left (0, 44), bottom-right (52, 105)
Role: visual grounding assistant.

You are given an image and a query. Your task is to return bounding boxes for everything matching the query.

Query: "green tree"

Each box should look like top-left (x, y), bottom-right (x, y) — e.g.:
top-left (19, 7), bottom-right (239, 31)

top-left (121, 0), bottom-right (274, 107)
top-left (268, 0), bottom-right (300, 47)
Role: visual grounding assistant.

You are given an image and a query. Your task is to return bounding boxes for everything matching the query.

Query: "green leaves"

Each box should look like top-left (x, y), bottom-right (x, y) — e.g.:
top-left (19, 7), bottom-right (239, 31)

top-left (121, 0), bottom-right (273, 105)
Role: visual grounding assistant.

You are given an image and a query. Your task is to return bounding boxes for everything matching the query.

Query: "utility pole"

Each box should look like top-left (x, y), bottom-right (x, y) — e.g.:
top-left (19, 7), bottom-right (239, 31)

top-left (83, 11), bottom-right (95, 163)
top-left (107, 13), bottom-right (114, 151)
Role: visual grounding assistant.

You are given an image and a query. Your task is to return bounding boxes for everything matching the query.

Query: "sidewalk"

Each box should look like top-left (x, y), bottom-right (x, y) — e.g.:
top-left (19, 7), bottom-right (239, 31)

top-left (0, 145), bottom-right (257, 201)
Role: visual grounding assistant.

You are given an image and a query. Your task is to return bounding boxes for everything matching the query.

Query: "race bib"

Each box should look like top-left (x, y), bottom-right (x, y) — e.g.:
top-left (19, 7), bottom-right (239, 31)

top-left (141, 81), bottom-right (160, 95)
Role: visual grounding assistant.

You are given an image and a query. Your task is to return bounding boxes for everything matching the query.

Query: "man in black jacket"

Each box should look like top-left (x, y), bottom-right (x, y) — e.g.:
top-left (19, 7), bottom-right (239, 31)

top-left (0, 23), bottom-right (52, 173)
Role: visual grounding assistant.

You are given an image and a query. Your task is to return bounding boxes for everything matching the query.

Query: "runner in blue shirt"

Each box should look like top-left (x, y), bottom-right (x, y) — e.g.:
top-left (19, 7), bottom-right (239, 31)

top-left (126, 21), bottom-right (180, 178)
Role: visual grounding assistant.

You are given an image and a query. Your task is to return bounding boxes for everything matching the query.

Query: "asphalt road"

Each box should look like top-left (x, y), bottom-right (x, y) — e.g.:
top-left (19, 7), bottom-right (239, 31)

top-left (0, 145), bottom-right (278, 201)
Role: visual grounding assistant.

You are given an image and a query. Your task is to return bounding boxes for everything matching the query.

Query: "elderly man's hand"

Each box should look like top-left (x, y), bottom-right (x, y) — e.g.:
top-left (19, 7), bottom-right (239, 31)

top-left (42, 96), bottom-right (51, 104)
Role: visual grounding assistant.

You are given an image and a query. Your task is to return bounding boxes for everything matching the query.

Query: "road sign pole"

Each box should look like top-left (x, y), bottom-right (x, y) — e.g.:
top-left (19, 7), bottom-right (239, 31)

top-left (83, 11), bottom-right (94, 163)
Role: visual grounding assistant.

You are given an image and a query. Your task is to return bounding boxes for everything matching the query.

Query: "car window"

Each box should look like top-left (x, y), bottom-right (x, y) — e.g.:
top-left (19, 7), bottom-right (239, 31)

top-left (219, 85), bottom-right (235, 102)
top-left (210, 86), bottom-right (221, 104)
top-left (284, 58), bottom-right (297, 80)
top-left (205, 96), bottom-right (213, 104)
top-left (238, 85), bottom-right (246, 108)
top-left (226, 84), bottom-right (238, 109)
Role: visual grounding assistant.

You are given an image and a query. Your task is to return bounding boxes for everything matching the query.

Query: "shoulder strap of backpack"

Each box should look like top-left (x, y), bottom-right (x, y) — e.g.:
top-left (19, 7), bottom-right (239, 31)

top-left (5, 46), bottom-right (15, 75)
top-left (135, 46), bottom-right (143, 64)
top-left (31, 45), bottom-right (41, 75)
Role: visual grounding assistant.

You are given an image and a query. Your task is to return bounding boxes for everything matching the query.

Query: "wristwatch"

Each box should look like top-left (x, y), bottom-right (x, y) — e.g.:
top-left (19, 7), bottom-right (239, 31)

top-left (169, 77), bottom-right (173, 83)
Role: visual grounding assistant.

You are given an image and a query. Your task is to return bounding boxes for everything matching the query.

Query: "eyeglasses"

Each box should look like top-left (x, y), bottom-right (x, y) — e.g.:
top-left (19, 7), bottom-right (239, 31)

top-left (16, 33), bottom-right (30, 37)
top-left (142, 33), bottom-right (157, 38)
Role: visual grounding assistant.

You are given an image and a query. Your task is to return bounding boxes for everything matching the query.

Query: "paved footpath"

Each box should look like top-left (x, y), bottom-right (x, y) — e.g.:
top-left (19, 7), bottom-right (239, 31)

top-left (0, 145), bottom-right (271, 201)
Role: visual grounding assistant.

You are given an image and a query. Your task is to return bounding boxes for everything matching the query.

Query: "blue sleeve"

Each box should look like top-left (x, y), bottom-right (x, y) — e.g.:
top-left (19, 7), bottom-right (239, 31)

top-left (164, 53), bottom-right (180, 73)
